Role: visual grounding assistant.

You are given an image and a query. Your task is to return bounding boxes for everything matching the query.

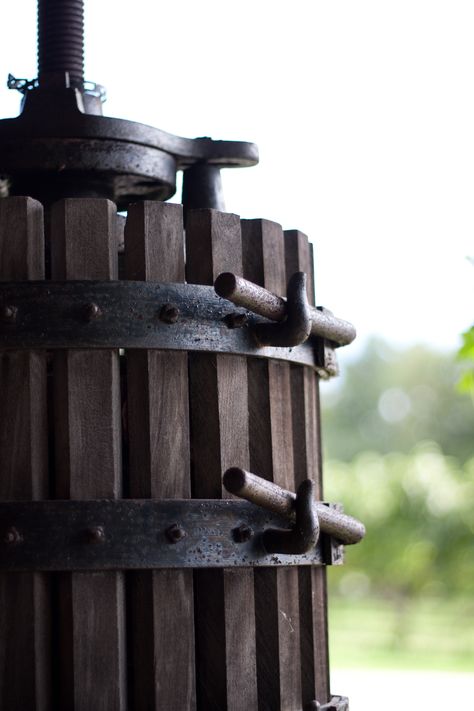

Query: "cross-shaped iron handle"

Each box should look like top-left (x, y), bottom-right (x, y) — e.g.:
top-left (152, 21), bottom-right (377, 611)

top-left (223, 467), bottom-right (365, 548)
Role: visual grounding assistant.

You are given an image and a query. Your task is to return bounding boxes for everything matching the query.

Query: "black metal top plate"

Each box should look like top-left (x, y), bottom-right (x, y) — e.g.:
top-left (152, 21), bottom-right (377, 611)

top-left (0, 88), bottom-right (259, 207)
top-left (0, 88), bottom-right (259, 168)
top-left (0, 499), bottom-right (342, 571)
top-left (0, 281), bottom-right (319, 369)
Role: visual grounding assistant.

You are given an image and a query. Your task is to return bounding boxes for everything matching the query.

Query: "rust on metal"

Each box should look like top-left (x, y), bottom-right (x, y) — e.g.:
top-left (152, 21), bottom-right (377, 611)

top-left (165, 523), bottom-right (187, 543)
top-left (0, 499), bottom-right (342, 570)
top-left (223, 467), bottom-right (365, 545)
top-left (159, 303), bottom-right (180, 324)
top-left (214, 271), bottom-right (357, 346)
top-left (232, 523), bottom-right (253, 543)
top-left (253, 271), bottom-right (312, 347)
top-left (0, 280), bottom-right (327, 371)
top-left (262, 479), bottom-right (320, 555)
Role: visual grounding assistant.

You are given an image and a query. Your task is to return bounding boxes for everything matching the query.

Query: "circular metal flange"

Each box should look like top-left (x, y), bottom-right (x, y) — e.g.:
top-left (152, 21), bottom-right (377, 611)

top-left (0, 280), bottom-right (320, 369)
top-left (0, 84), bottom-right (259, 209)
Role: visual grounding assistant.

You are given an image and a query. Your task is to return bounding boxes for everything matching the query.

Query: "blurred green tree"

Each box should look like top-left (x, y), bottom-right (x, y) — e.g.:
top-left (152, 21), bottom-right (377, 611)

top-left (322, 338), bottom-right (474, 464)
top-left (457, 325), bottom-right (474, 396)
top-left (325, 445), bottom-right (474, 600)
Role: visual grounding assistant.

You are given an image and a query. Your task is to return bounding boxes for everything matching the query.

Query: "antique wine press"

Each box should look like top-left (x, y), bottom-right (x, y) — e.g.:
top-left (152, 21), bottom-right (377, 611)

top-left (0, 2), bottom-right (364, 710)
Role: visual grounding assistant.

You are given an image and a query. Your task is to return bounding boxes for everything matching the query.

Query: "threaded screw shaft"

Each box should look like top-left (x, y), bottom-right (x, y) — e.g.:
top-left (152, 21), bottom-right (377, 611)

top-left (37, 0), bottom-right (85, 85)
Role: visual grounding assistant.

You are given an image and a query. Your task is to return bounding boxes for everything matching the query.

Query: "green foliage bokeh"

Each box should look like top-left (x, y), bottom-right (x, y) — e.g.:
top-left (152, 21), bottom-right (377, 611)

top-left (323, 339), bottom-right (474, 465)
top-left (326, 445), bottom-right (474, 599)
top-left (322, 339), bottom-right (474, 602)
top-left (457, 325), bottom-right (474, 396)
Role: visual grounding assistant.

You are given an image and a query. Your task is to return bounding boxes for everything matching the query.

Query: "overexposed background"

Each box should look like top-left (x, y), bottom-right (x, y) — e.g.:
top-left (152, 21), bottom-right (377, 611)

top-left (1, 3), bottom-right (473, 709)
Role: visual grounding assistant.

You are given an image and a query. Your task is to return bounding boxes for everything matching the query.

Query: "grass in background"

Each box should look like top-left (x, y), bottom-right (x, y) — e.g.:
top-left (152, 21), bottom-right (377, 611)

top-left (329, 596), bottom-right (474, 672)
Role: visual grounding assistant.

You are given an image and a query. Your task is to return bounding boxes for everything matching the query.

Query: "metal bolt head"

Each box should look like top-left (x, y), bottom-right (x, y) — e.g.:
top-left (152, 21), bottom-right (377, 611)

top-left (160, 303), bottom-right (180, 324)
top-left (232, 523), bottom-right (253, 543)
top-left (84, 302), bottom-right (102, 321)
top-left (165, 523), bottom-right (186, 543)
top-left (3, 527), bottom-right (22, 544)
top-left (1, 305), bottom-right (18, 322)
top-left (225, 312), bottom-right (248, 329)
top-left (85, 526), bottom-right (105, 543)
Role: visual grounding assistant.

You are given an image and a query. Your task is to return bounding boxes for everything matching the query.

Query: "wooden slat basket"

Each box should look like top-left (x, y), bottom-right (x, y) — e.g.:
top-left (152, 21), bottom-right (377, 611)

top-left (0, 196), bottom-right (340, 711)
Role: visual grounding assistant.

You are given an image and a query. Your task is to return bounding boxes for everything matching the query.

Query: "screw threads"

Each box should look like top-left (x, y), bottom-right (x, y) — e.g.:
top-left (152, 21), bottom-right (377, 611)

top-left (38, 0), bottom-right (85, 84)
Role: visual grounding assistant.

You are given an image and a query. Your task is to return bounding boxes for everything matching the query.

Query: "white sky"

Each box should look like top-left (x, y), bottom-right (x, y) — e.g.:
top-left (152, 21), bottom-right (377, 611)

top-left (0, 1), bottom-right (473, 355)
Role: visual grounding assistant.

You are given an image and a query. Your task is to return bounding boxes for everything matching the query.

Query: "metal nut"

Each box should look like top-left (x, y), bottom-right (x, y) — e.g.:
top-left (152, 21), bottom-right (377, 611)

top-left (232, 523), bottom-right (253, 543)
top-left (3, 527), bottom-right (22, 544)
top-left (83, 302), bottom-right (102, 321)
top-left (224, 312), bottom-right (248, 329)
top-left (85, 526), bottom-right (105, 543)
top-left (1, 305), bottom-right (18, 322)
top-left (160, 303), bottom-right (180, 324)
top-left (166, 523), bottom-right (186, 543)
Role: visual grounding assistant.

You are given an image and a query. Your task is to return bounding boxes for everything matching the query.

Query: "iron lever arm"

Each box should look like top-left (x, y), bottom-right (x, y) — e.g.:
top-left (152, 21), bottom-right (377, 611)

top-left (223, 467), bottom-right (365, 545)
top-left (214, 272), bottom-right (356, 347)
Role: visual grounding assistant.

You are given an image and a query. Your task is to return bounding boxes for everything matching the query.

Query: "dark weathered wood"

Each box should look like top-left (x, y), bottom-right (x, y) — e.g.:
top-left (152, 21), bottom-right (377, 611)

top-left (186, 209), bottom-right (258, 711)
top-left (51, 199), bottom-right (126, 711)
top-left (242, 219), bottom-right (302, 711)
top-left (0, 197), bottom-right (51, 711)
top-left (285, 229), bottom-right (330, 706)
top-left (124, 201), bottom-right (196, 711)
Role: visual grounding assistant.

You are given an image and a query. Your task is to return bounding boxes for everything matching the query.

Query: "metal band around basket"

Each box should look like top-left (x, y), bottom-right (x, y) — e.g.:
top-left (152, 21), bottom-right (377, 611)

top-left (0, 499), bottom-right (344, 571)
top-left (0, 281), bottom-right (324, 370)
top-left (306, 697), bottom-right (349, 711)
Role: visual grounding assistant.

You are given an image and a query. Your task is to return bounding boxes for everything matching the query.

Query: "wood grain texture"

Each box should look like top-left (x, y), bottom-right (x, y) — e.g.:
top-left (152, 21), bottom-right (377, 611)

top-left (50, 199), bottom-right (126, 711)
top-left (124, 201), bottom-right (196, 711)
top-left (0, 197), bottom-right (51, 711)
top-left (285, 229), bottom-right (330, 706)
top-left (186, 209), bottom-right (258, 711)
top-left (242, 218), bottom-right (302, 711)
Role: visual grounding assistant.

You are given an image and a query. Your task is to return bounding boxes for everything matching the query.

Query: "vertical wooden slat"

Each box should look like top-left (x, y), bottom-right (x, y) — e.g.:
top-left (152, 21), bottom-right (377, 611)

top-left (124, 201), bottom-right (196, 711)
top-left (242, 218), bottom-right (303, 711)
top-left (50, 198), bottom-right (126, 711)
top-left (285, 229), bottom-right (330, 706)
top-left (0, 197), bottom-right (50, 711)
top-left (186, 209), bottom-right (258, 711)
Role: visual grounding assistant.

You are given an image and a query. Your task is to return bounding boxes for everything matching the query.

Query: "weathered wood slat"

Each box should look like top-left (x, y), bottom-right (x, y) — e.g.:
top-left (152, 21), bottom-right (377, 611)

top-left (186, 209), bottom-right (258, 711)
top-left (51, 199), bottom-right (126, 711)
top-left (242, 219), bottom-right (302, 711)
top-left (284, 229), bottom-right (330, 706)
top-left (309, 239), bottom-right (331, 704)
top-left (0, 197), bottom-right (50, 711)
top-left (124, 201), bottom-right (196, 711)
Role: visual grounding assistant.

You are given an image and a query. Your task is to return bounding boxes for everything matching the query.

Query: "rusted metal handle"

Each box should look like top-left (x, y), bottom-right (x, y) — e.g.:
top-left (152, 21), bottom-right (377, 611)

top-left (223, 467), bottom-right (365, 545)
top-left (252, 272), bottom-right (312, 347)
top-left (261, 479), bottom-right (320, 555)
top-left (214, 272), bottom-right (356, 347)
